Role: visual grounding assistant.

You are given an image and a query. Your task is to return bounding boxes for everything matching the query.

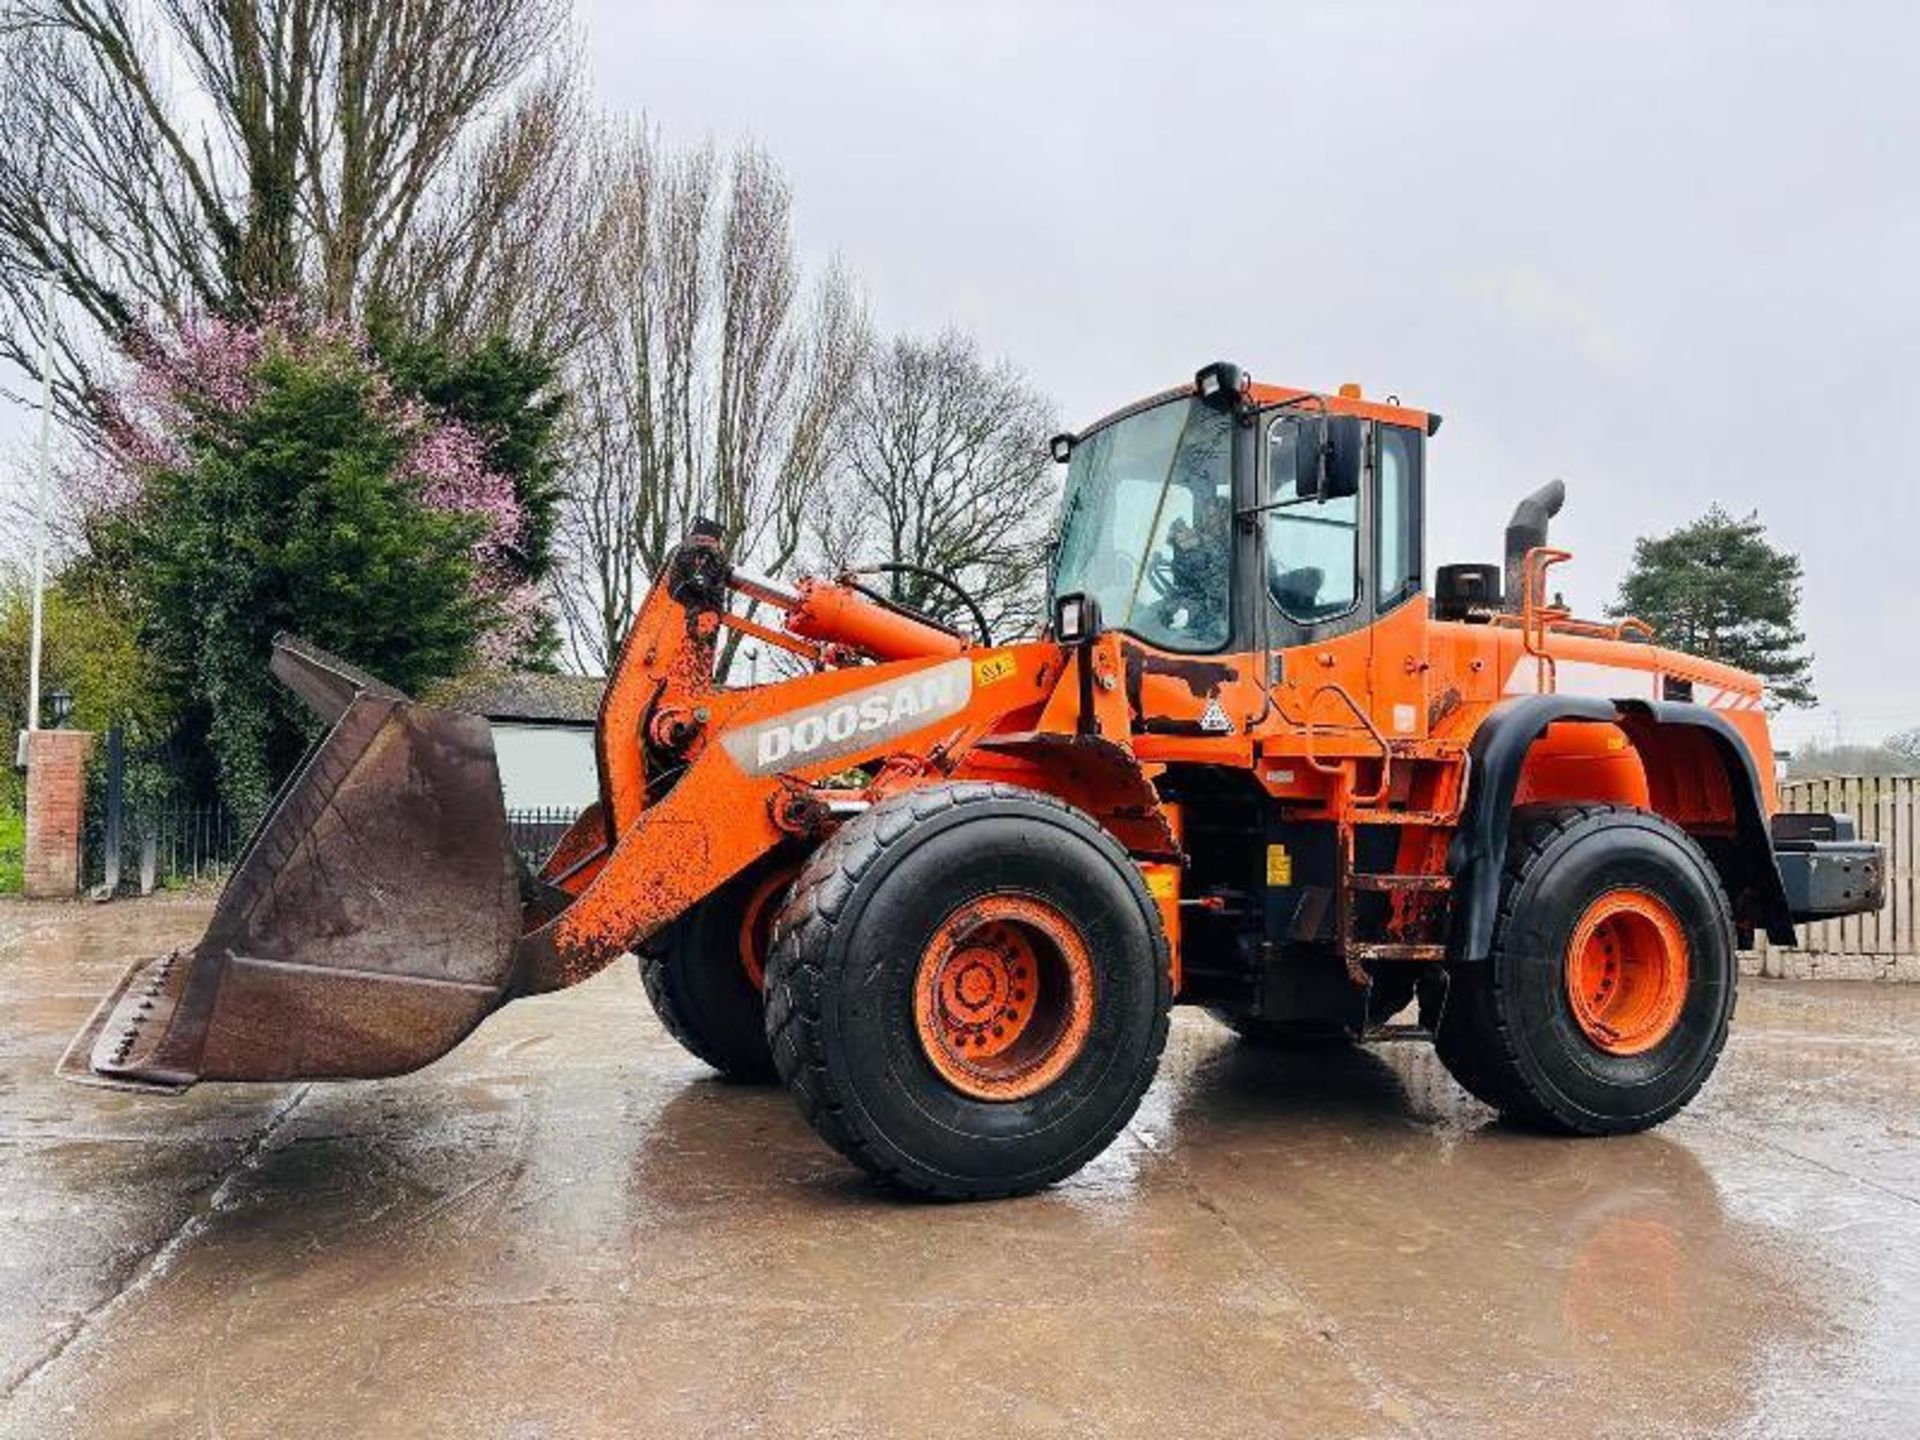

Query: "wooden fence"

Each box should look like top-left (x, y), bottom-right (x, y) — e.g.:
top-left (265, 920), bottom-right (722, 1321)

top-left (1748, 774), bottom-right (1918, 981)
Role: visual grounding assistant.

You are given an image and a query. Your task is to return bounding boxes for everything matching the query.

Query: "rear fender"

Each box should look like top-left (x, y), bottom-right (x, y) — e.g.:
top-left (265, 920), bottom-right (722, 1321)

top-left (1449, 696), bottom-right (1794, 960)
top-left (1616, 699), bottom-right (1795, 946)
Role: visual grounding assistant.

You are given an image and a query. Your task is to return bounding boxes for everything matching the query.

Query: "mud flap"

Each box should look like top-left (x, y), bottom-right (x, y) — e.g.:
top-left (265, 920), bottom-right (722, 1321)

top-left (58, 637), bottom-right (522, 1092)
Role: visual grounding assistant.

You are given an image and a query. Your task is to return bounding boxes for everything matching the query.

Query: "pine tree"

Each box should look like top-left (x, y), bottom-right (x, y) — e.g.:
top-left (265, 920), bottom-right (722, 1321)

top-left (1609, 506), bottom-right (1816, 708)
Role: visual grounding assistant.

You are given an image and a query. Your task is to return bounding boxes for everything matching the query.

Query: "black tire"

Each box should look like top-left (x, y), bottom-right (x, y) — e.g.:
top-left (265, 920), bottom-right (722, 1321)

top-left (638, 865), bottom-right (783, 1082)
top-left (764, 782), bottom-right (1172, 1200)
top-left (1435, 804), bottom-right (1737, 1134)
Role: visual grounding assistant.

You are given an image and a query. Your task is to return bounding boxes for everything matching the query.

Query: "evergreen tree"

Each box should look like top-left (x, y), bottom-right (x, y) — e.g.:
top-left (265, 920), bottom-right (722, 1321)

top-left (87, 315), bottom-right (535, 820)
top-left (378, 333), bottom-right (567, 666)
top-left (1609, 505), bottom-right (1816, 708)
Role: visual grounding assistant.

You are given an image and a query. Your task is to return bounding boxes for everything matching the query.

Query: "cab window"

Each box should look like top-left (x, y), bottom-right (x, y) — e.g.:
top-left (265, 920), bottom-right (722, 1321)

top-left (1051, 398), bottom-right (1234, 652)
top-left (1266, 420), bottom-right (1358, 622)
top-left (1376, 426), bottom-right (1419, 611)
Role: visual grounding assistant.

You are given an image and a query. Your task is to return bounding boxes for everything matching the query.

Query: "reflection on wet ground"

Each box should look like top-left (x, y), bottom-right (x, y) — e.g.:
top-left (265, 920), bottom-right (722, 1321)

top-left (3, 898), bottom-right (1917, 1437)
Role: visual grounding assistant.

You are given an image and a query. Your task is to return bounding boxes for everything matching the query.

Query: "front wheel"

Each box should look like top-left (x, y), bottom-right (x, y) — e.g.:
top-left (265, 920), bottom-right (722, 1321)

top-left (1435, 804), bottom-right (1737, 1134)
top-left (764, 783), bottom-right (1172, 1200)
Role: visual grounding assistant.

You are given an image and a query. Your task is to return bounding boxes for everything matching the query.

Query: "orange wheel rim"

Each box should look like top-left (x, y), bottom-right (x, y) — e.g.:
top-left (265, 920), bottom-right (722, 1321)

top-left (913, 895), bottom-right (1094, 1102)
top-left (1564, 888), bottom-right (1690, 1056)
top-left (736, 866), bottom-right (796, 992)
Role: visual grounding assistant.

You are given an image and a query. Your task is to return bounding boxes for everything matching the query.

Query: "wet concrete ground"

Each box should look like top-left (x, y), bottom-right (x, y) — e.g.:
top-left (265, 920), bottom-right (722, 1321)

top-left (2, 899), bottom-right (1918, 1439)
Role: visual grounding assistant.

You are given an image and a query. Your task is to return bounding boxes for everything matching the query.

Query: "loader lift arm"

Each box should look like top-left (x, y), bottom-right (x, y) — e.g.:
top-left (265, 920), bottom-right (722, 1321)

top-left (62, 523), bottom-right (1056, 1091)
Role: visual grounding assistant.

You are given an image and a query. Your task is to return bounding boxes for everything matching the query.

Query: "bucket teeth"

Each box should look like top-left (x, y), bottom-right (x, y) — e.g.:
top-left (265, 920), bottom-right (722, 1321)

top-left (56, 948), bottom-right (197, 1094)
top-left (90, 951), bottom-right (188, 1079)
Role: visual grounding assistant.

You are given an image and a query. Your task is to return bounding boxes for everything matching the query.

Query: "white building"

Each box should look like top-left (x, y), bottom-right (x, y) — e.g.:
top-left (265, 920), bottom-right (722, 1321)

top-left (433, 671), bottom-right (604, 813)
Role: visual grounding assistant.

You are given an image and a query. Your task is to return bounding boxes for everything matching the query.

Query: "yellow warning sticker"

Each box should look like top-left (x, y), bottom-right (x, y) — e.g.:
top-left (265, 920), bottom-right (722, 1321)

top-left (1265, 844), bottom-right (1293, 886)
top-left (1142, 866), bottom-right (1178, 899)
top-left (974, 653), bottom-right (1016, 687)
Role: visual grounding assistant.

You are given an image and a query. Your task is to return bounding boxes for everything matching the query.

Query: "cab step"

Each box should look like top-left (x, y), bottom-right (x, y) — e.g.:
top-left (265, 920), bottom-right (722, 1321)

top-left (1349, 808), bottom-right (1457, 827)
top-left (1362, 1022), bottom-right (1433, 1043)
top-left (1348, 941), bottom-right (1448, 963)
top-left (1349, 872), bottom-right (1451, 893)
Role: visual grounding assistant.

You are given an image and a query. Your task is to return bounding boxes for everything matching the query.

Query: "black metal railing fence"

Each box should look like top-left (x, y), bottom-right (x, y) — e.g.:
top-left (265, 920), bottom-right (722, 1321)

top-left (81, 796), bottom-right (584, 894)
top-left (506, 806), bottom-right (584, 867)
top-left (83, 800), bottom-right (242, 893)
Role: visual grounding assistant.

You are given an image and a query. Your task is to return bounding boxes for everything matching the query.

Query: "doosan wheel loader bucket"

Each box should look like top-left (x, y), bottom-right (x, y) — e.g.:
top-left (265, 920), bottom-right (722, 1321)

top-left (58, 636), bottom-right (523, 1092)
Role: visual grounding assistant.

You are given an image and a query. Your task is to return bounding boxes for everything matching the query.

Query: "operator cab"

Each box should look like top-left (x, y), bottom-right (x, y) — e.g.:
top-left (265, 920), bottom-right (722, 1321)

top-left (1048, 366), bottom-right (1429, 656)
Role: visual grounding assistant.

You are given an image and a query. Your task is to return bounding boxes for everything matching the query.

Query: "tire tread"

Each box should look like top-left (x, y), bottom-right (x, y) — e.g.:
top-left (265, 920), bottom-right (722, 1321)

top-left (764, 781), bottom-right (1172, 1200)
top-left (637, 881), bottom-right (778, 1082)
top-left (1435, 803), bottom-right (1737, 1133)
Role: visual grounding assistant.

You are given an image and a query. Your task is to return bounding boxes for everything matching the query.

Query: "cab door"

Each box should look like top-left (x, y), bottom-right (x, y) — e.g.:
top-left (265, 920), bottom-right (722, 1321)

top-left (1259, 413), bottom-right (1374, 747)
top-left (1257, 413), bottom-right (1427, 756)
top-left (1260, 414), bottom-right (1369, 642)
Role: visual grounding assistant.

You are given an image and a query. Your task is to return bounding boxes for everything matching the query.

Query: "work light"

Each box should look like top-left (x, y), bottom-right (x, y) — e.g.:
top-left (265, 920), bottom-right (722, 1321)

top-left (1052, 592), bottom-right (1100, 645)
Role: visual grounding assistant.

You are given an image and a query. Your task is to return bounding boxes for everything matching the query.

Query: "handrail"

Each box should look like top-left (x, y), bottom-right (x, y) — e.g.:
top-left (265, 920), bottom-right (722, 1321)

top-left (1501, 548), bottom-right (1657, 666)
top-left (1486, 611), bottom-right (1654, 643)
top-left (1520, 546), bottom-right (1573, 693)
top-left (1302, 681), bottom-right (1392, 806)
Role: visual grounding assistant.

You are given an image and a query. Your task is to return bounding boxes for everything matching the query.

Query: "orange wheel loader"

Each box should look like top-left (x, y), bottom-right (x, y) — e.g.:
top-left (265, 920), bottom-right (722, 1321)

top-left (61, 362), bottom-right (1887, 1200)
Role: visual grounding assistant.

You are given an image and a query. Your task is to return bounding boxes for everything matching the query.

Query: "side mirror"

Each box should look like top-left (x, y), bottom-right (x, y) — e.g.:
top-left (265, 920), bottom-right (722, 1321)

top-left (1292, 419), bottom-right (1327, 499)
top-left (1284, 414), bottom-right (1366, 502)
top-left (1321, 415), bottom-right (1363, 501)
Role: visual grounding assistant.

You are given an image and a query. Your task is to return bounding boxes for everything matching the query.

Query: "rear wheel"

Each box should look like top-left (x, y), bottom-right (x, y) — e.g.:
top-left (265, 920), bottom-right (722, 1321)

top-left (638, 861), bottom-right (793, 1081)
top-left (765, 783), bottom-right (1172, 1199)
top-left (1435, 804), bottom-right (1736, 1133)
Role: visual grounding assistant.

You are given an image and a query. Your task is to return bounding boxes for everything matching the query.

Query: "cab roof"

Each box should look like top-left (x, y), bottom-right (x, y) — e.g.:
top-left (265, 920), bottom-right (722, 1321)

top-left (1074, 376), bottom-right (1437, 443)
top-left (1246, 381), bottom-right (1436, 435)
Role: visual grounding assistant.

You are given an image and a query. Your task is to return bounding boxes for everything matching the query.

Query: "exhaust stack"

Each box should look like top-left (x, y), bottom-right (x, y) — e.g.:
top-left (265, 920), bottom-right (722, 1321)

top-left (1503, 479), bottom-right (1566, 612)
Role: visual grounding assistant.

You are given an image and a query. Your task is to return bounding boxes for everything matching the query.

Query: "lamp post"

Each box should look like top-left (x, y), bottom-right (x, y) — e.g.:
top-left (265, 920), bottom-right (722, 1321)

top-left (19, 271), bottom-right (53, 768)
top-left (44, 686), bottom-right (73, 730)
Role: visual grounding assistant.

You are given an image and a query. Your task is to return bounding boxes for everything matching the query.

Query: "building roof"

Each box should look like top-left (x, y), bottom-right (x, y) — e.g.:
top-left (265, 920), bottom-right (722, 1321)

top-left (428, 669), bottom-right (605, 725)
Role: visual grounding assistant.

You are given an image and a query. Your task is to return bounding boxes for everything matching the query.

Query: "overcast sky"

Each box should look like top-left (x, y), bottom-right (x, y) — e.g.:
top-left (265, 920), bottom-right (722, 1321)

top-left (574, 0), bottom-right (1918, 748)
top-left (3, 2), bottom-right (1912, 747)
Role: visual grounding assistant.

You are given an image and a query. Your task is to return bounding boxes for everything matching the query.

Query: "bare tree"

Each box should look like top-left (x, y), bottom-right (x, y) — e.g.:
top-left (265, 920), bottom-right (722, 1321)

top-left (550, 131), bottom-right (868, 673)
top-left (0, 0), bottom-right (569, 422)
top-left (816, 330), bottom-right (1057, 644)
top-left (376, 65), bottom-right (602, 359)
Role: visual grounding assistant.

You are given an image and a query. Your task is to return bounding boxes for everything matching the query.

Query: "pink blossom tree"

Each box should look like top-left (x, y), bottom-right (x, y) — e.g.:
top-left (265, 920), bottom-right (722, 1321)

top-left (75, 307), bottom-right (549, 818)
top-left (86, 309), bottom-right (538, 668)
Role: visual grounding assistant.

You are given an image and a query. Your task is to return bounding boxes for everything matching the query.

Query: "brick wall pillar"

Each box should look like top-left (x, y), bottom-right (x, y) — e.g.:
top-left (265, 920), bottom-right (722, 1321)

top-left (24, 729), bottom-right (93, 899)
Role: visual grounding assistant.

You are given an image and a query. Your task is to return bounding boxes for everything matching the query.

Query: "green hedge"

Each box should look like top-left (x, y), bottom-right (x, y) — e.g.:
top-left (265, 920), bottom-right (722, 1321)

top-left (0, 809), bottom-right (23, 894)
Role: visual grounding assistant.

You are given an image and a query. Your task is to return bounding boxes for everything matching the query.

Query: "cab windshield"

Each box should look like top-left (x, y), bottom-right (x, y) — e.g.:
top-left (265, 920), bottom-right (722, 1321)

top-left (1051, 397), bottom-right (1235, 651)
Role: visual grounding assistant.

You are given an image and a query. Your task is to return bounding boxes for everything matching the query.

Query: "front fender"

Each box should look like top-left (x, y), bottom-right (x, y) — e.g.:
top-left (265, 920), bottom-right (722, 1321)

top-left (514, 651), bottom-right (1014, 993)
